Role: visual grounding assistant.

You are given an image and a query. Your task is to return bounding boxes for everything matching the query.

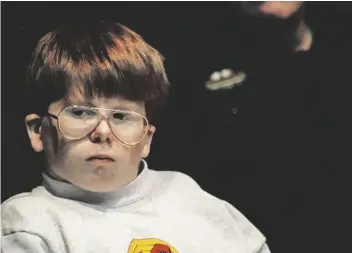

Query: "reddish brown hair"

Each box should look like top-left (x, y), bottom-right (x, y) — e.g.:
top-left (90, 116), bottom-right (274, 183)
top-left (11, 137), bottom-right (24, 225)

top-left (25, 21), bottom-right (170, 120)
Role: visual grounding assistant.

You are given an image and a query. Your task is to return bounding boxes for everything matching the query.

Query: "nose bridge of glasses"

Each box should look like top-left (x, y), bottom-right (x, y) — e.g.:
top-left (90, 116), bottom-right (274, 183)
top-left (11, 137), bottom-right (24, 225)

top-left (91, 107), bottom-right (114, 120)
top-left (93, 116), bottom-right (114, 138)
top-left (86, 109), bottom-right (111, 134)
top-left (95, 108), bottom-right (131, 137)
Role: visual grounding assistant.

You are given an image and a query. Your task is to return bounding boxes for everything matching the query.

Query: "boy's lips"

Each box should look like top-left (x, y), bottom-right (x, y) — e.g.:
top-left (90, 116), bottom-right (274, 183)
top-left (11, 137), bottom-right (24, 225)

top-left (86, 154), bottom-right (115, 162)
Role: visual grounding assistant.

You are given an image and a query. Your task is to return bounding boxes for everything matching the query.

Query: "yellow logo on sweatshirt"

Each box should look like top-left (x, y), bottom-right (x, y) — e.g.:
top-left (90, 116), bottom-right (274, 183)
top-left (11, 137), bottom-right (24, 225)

top-left (128, 238), bottom-right (179, 253)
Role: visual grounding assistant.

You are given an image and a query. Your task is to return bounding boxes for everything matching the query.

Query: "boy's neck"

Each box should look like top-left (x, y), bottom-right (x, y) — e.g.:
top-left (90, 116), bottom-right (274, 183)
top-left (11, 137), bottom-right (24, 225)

top-left (45, 161), bottom-right (144, 187)
top-left (42, 159), bottom-right (156, 209)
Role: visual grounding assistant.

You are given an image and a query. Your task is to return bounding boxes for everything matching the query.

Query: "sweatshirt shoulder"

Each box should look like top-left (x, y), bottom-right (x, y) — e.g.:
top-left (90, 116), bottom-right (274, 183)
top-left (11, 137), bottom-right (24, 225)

top-left (1, 187), bottom-right (61, 235)
top-left (154, 170), bottom-right (202, 191)
top-left (152, 170), bottom-right (267, 251)
top-left (1, 188), bottom-right (77, 252)
top-left (152, 170), bottom-right (224, 205)
top-left (2, 187), bottom-right (55, 212)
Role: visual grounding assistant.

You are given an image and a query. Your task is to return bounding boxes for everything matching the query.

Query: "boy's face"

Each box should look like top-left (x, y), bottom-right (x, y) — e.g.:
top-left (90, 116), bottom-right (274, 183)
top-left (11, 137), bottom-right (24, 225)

top-left (25, 92), bottom-right (155, 192)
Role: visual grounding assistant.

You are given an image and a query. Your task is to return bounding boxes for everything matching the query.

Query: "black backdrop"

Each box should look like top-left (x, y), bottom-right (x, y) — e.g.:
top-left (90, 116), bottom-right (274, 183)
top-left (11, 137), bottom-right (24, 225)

top-left (2, 2), bottom-right (352, 253)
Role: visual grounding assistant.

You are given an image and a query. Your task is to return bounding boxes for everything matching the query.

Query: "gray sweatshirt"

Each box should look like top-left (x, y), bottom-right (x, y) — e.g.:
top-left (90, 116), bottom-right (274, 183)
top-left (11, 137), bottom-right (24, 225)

top-left (1, 160), bottom-right (270, 253)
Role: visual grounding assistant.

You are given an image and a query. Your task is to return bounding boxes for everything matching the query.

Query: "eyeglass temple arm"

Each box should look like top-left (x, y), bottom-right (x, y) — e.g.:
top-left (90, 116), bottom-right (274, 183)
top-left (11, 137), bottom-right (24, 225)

top-left (43, 113), bottom-right (58, 120)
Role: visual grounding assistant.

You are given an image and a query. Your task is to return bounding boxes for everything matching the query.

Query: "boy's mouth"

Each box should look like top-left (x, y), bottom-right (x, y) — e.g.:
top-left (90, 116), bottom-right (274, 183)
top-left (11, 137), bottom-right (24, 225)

top-left (86, 154), bottom-right (115, 163)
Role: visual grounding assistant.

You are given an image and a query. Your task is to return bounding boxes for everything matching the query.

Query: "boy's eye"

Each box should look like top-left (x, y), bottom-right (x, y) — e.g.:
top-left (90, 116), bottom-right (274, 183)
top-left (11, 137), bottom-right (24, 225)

top-left (112, 112), bottom-right (127, 120)
top-left (67, 107), bottom-right (96, 118)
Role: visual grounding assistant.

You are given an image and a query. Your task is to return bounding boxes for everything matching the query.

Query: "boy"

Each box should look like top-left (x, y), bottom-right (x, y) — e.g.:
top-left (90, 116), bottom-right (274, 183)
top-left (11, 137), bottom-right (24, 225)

top-left (1, 21), bottom-right (270, 253)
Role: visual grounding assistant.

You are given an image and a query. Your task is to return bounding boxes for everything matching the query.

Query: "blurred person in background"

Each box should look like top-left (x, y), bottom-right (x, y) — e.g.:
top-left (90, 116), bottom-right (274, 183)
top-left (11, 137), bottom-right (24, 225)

top-left (160, 2), bottom-right (351, 253)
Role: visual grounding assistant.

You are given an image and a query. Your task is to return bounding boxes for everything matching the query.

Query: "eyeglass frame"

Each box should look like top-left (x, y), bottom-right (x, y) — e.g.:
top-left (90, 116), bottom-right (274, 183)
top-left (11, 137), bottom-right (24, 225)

top-left (43, 105), bottom-right (152, 146)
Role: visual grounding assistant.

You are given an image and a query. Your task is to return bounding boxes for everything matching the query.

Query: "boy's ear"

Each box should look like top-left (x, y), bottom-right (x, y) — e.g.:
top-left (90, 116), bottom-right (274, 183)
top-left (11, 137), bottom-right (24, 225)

top-left (25, 114), bottom-right (43, 152)
top-left (141, 125), bottom-right (156, 158)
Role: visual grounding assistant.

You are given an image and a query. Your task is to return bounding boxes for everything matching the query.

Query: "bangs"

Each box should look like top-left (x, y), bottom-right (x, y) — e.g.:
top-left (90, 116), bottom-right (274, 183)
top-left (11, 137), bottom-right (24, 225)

top-left (36, 53), bottom-right (166, 104)
top-left (25, 21), bottom-right (169, 118)
top-left (79, 60), bottom-right (164, 101)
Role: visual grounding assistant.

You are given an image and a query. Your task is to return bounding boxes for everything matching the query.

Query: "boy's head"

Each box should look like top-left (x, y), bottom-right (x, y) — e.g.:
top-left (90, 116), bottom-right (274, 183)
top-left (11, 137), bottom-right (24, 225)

top-left (24, 21), bottom-right (170, 192)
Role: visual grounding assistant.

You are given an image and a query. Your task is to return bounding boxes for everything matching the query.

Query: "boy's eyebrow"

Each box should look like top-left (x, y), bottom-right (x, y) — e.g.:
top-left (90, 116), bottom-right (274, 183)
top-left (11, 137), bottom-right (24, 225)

top-left (66, 100), bottom-right (143, 113)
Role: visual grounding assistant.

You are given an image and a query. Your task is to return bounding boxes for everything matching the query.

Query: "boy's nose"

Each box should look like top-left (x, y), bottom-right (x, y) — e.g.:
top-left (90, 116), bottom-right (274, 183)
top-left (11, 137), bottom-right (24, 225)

top-left (89, 119), bottom-right (114, 143)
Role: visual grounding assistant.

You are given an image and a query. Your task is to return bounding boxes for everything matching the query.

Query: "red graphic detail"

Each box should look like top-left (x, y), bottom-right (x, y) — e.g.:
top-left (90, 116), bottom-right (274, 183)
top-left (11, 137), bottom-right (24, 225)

top-left (150, 244), bottom-right (171, 253)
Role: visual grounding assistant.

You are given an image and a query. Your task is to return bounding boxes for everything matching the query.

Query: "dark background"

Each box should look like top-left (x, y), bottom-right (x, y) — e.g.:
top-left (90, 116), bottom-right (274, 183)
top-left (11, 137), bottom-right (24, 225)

top-left (2, 2), bottom-right (352, 253)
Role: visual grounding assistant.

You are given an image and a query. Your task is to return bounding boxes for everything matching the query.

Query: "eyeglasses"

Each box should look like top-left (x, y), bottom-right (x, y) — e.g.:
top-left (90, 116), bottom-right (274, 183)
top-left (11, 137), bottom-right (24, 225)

top-left (46, 105), bottom-right (151, 146)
